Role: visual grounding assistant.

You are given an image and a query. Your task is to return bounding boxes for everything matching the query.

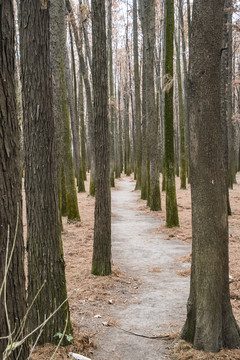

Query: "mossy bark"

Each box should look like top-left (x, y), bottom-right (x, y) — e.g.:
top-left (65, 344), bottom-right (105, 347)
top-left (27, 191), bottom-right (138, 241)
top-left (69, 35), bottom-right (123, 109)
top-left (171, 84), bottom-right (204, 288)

top-left (164, 0), bottom-right (179, 227)
top-left (60, 61), bottom-right (80, 222)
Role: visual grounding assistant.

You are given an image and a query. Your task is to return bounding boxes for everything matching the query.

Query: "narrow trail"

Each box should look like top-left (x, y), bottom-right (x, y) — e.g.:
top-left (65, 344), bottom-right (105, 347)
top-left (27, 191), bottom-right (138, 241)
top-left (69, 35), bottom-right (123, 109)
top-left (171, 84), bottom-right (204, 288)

top-left (93, 177), bottom-right (191, 360)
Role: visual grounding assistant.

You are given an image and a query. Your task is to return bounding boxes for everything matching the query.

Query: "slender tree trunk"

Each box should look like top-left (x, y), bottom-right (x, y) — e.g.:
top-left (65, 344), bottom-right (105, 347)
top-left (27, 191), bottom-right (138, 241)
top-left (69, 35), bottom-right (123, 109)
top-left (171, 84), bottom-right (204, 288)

top-left (176, 12), bottom-right (186, 189)
top-left (118, 77), bottom-right (124, 174)
top-left (91, 0), bottom-right (111, 276)
top-left (0, 2), bottom-right (28, 357)
top-left (20, 0), bottom-right (71, 344)
top-left (79, 73), bottom-right (87, 181)
top-left (139, 0), bottom-right (148, 200)
top-left (181, 0), bottom-right (240, 351)
top-left (179, 0), bottom-right (189, 183)
top-left (69, 25), bottom-right (85, 192)
top-left (124, 70), bottom-right (131, 176)
top-left (66, 0), bottom-right (95, 195)
top-left (143, 0), bottom-right (161, 210)
top-left (164, 0), bottom-right (179, 227)
top-left (107, 0), bottom-right (115, 187)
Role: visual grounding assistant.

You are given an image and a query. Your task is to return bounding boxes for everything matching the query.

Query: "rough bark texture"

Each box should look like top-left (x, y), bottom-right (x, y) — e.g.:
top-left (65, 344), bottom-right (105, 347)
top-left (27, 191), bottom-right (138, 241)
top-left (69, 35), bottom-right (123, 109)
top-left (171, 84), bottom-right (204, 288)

top-left (139, 0), bottom-right (148, 201)
top-left (91, 0), bottom-right (111, 276)
top-left (20, 0), bottom-right (71, 344)
top-left (164, 0), bottom-right (179, 227)
top-left (133, 0), bottom-right (142, 190)
top-left (0, 2), bottom-right (28, 358)
top-left (107, 0), bottom-right (115, 187)
top-left (180, 0), bottom-right (240, 352)
top-left (144, 0), bottom-right (161, 211)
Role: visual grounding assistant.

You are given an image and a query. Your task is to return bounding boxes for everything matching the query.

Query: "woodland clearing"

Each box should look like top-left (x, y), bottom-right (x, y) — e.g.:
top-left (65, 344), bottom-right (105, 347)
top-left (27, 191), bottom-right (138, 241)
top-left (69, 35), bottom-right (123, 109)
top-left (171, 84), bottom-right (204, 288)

top-left (29, 173), bottom-right (240, 360)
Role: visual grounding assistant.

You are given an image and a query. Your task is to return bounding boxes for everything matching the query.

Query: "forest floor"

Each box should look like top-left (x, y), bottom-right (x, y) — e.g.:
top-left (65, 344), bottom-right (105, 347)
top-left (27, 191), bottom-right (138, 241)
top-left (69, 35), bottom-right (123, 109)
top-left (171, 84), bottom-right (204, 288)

top-left (29, 173), bottom-right (240, 360)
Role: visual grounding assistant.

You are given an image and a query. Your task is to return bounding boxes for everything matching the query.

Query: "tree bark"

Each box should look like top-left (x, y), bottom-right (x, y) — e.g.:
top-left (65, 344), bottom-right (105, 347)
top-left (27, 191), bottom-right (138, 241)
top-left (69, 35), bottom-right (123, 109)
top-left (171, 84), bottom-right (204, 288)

top-left (133, 0), bottom-right (142, 190)
top-left (164, 0), bottom-right (179, 227)
top-left (180, 0), bottom-right (240, 351)
top-left (139, 0), bottom-right (148, 201)
top-left (20, 0), bottom-right (71, 344)
top-left (0, 1), bottom-right (28, 357)
top-left (91, 0), bottom-right (111, 276)
top-left (107, 0), bottom-right (116, 187)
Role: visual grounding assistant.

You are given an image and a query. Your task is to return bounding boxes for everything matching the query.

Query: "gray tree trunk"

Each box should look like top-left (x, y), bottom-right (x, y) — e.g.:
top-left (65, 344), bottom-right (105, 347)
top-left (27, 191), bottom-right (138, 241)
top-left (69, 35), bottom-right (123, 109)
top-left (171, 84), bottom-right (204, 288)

top-left (181, 0), bottom-right (240, 351)
top-left (0, 1), bottom-right (28, 357)
top-left (20, 0), bottom-right (71, 344)
top-left (91, 0), bottom-right (111, 276)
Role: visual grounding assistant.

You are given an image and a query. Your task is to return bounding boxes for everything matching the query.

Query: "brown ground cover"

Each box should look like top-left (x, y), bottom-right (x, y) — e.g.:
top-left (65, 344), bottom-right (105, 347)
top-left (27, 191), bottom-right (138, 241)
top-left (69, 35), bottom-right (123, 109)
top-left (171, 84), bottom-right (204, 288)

top-left (27, 173), bottom-right (240, 359)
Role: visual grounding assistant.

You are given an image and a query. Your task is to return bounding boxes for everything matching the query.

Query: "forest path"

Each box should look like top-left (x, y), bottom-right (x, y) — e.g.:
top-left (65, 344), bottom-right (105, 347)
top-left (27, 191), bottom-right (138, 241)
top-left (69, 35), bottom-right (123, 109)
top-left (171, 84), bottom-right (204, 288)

top-left (92, 176), bottom-right (191, 360)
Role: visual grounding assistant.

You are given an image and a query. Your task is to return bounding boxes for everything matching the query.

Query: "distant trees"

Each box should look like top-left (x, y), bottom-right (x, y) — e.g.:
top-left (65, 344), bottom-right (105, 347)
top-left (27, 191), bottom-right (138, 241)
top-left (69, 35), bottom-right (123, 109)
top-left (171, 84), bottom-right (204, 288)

top-left (0, 1), bottom-right (28, 357)
top-left (181, 0), bottom-right (240, 351)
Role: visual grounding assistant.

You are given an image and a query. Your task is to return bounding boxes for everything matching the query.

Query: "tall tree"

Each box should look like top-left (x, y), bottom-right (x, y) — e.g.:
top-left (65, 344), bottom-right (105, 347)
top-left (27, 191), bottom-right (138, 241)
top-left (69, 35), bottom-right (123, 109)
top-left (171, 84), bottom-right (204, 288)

top-left (91, 0), bottom-right (111, 275)
top-left (66, 0), bottom-right (95, 196)
top-left (164, 0), bottom-right (179, 227)
top-left (144, 0), bottom-right (161, 211)
top-left (139, 0), bottom-right (148, 201)
top-left (133, 0), bottom-right (142, 190)
top-left (20, 0), bottom-right (71, 344)
top-left (180, 0), bottom-right (240, 351)
top-left (176, 6), bottom-right (186, 189)
top-left (107, 0), bottom-right (116, 187)
top-left (0, 1), bottom-right (28, 358)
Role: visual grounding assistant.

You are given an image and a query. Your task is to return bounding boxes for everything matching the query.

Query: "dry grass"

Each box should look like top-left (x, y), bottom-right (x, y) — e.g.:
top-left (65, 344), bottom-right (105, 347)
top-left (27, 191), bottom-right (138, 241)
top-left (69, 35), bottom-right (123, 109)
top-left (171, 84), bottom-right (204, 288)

top-left (171, 340), bottom-right (240, 360)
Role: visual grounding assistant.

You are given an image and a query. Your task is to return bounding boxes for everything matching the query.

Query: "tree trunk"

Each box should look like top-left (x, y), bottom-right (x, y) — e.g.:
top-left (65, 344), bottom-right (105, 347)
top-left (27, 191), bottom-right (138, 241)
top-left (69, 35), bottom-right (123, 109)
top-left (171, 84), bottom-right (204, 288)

top-left (0, 2), bottom-right (28, 357)
top-left (180, 0), bottom-right (240, 351)
top-left (91, 0), bottom-right (111, 276)
top-left (79, 74), bottom-right (87, 181)
top-left (139, 0), bottom-right (148, 201)
top-left (66, 0), bottom-right (95, 196)
top-left (176, 11), bottom-right (186, 189)
top-left (143, 0), bottom-right (161, 210)
top-left (164, 0), bottom-right (179, 227)
top-left (69, 25), bottom-right (85, 192)
top-left (20, 0), bottom-right (71, 344)
top-left (107, 0), bottom-right (115, 187)
top-left (133, 0), bottom-right (142, 190)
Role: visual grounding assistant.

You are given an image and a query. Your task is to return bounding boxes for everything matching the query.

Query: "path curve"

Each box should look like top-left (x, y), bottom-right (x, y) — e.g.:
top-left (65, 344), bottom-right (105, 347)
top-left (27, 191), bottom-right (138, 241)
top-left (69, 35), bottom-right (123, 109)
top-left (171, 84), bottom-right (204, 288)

top-left (93, 177), bottom-right (190, 360)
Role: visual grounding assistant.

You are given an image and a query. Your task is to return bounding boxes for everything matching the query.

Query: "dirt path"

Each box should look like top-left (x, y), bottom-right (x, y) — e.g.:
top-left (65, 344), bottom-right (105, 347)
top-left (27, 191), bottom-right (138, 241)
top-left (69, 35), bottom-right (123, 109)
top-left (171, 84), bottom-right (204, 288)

top-left (92, 177), bottom-right (191, 360)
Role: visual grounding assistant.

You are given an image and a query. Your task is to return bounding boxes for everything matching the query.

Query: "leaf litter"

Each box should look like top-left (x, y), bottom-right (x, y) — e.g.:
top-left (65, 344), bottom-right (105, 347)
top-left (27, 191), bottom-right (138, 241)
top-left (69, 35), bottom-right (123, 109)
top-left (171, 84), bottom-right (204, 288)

top-left (26, 173), bottom-right (240, 359)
